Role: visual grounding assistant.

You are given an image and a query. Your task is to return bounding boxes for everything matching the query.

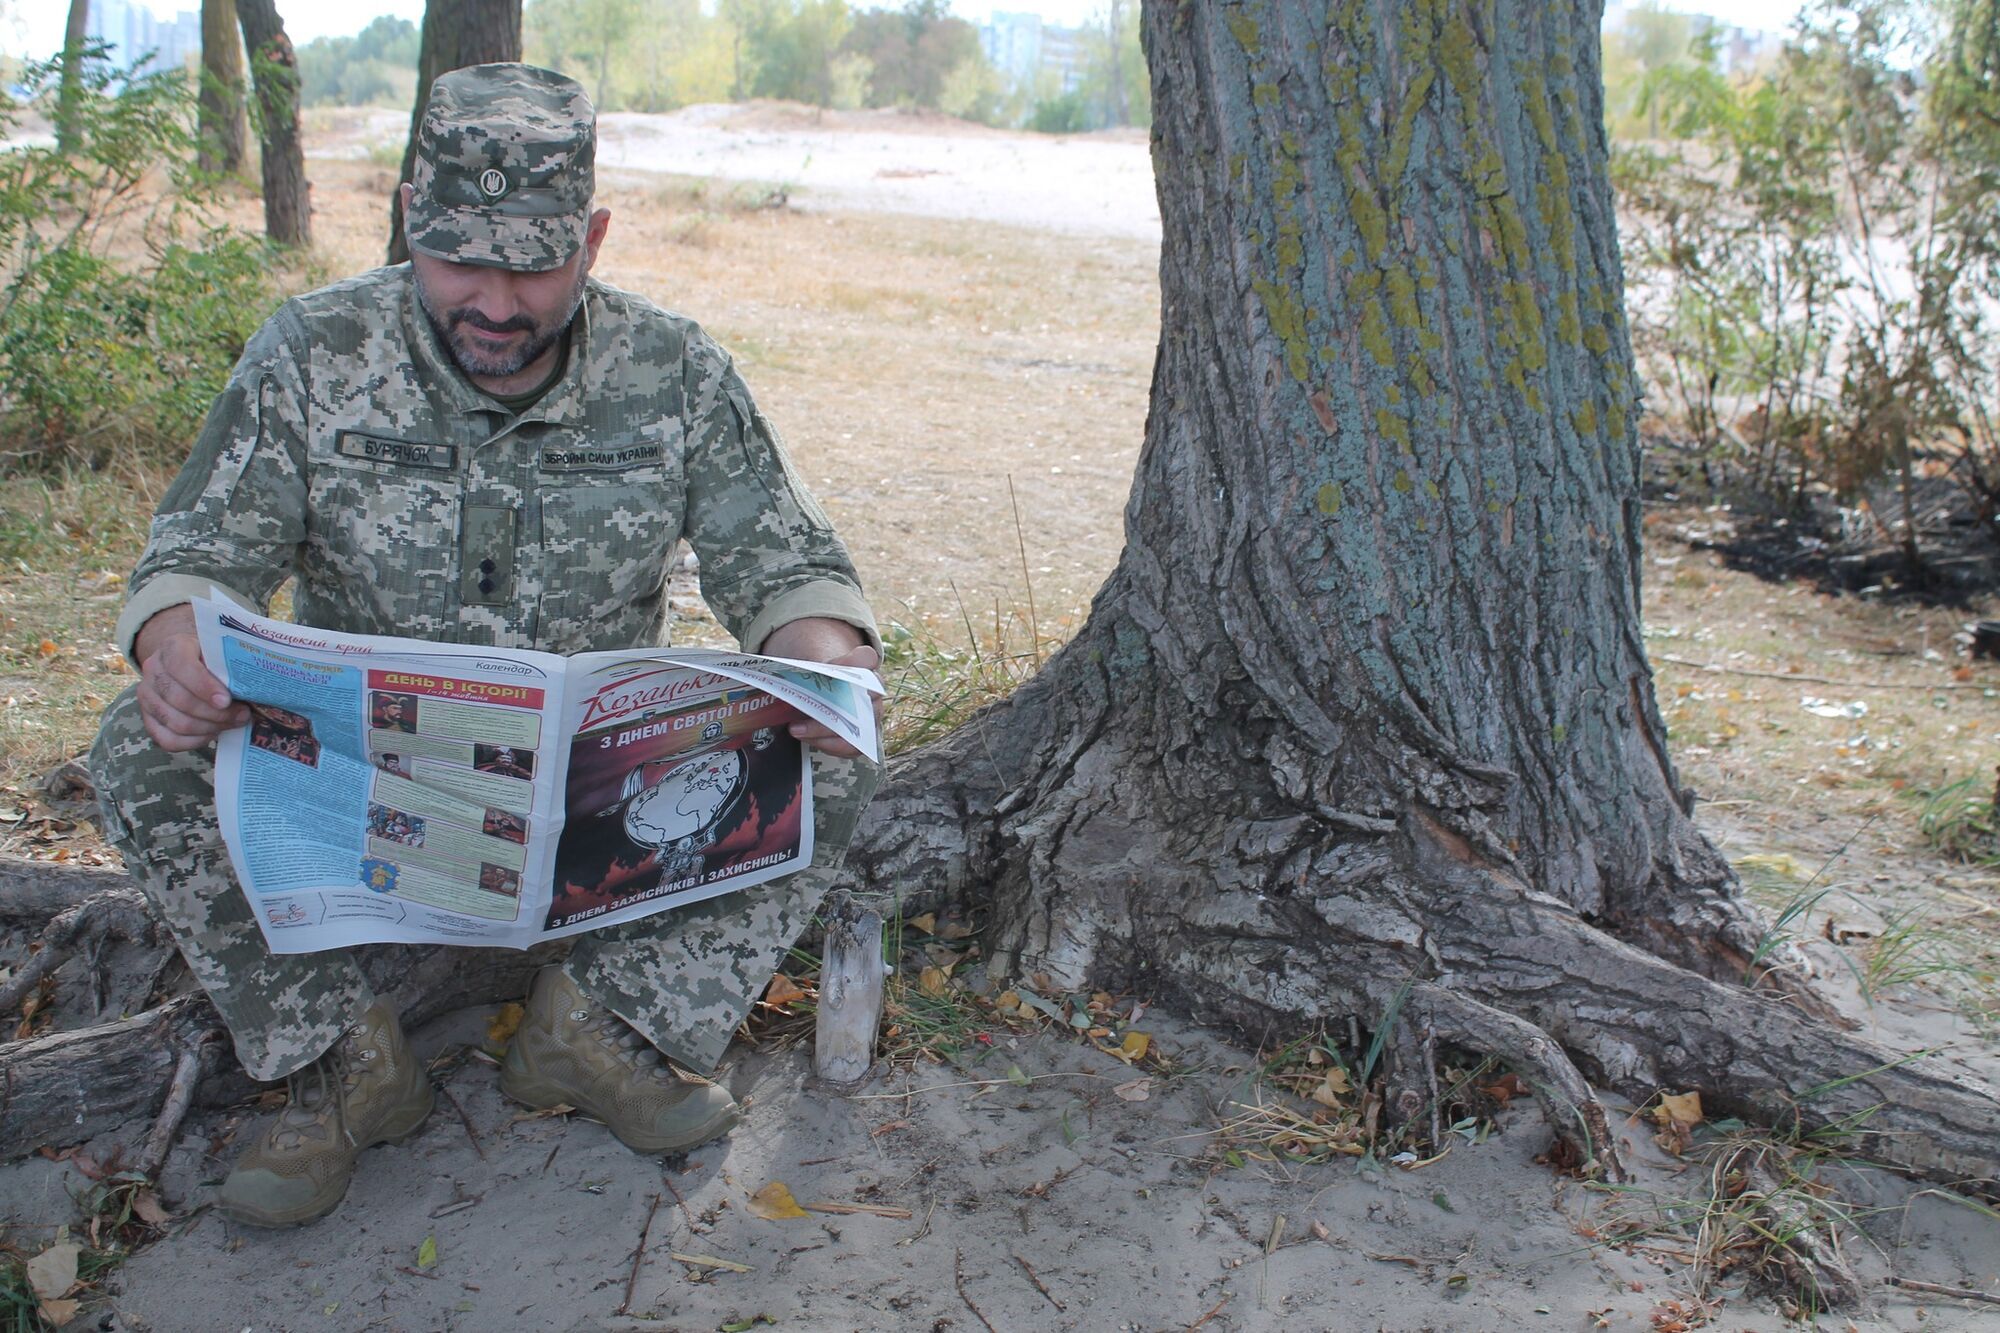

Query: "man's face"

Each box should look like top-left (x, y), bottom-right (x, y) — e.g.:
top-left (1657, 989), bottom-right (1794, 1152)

top-left (402, 188), bottom-right (610, 386)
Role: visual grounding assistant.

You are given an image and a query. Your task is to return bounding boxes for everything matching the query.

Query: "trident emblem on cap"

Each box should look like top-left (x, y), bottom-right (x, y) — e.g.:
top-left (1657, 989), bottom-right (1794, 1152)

top-left (478, 168), bottom-right (509, 199)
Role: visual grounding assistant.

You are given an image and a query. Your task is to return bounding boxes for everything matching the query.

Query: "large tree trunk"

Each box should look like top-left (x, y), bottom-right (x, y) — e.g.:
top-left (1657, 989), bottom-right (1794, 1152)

top-left (198, 0), bottom-right (248, 177)
top-left (385, 0), bottom-right (523, 265)
top-left (845, 0), bottom-right (2000, 1186)
top-left (56, 0), bottom-right (91, 156)
top-left (235, 0), bottom-right (309, 246)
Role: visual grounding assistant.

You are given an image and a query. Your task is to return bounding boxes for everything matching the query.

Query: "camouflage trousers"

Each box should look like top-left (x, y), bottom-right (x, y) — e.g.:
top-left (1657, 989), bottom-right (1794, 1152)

top-left (91, 685), bottom-right (879, 1082)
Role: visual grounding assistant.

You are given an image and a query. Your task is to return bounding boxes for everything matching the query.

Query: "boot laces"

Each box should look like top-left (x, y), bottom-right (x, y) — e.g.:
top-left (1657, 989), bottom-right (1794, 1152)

top-left (583, 1010), bottom-right (692, 1087)
top-left (272, 1042), bottom-right (361, 1149)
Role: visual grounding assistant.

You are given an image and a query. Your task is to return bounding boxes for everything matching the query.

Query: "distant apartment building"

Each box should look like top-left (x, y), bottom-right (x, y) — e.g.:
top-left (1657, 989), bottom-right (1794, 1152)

top-left (981, 10), bottom-right (1086, 96)
top-left (87, 0), bottom-right (202, 78)
top-left (1601, 3), bottom-right (1785, 75)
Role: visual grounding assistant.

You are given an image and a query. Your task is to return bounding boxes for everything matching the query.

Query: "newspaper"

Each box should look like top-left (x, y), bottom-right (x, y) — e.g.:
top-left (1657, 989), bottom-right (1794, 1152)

top-left (192, 595), bottom-right (882, 954)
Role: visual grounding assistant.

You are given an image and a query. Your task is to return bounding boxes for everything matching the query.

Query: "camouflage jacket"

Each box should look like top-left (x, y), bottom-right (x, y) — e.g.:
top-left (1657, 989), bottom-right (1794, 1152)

top-left (117, 266), bottom-right (875, 661)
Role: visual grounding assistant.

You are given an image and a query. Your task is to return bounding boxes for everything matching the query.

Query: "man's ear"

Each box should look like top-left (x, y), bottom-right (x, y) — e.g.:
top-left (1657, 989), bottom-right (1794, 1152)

top-left (400, 181), bottom-right (414, 213)
top-left (582, 207), bottom-right (612, 272)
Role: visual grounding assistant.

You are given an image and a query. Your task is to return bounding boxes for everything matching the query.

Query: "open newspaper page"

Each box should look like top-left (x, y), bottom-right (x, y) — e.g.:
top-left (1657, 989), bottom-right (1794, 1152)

top-left (195, 597), bottom-right (570, 952)
top-left (542, 649), bottom-right (883, 936)
top-left (194, 597), bottom-right (884, 954)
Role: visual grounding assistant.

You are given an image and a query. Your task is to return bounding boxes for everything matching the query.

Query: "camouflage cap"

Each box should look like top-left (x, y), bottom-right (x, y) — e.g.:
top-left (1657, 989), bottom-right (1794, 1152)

top-left (406, 63), bottom-right (595, 272)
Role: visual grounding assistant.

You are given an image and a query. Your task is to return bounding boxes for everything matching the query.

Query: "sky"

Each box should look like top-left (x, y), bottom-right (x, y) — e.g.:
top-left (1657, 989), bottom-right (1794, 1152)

top-left (1, 0), bottom-right (1817, 62)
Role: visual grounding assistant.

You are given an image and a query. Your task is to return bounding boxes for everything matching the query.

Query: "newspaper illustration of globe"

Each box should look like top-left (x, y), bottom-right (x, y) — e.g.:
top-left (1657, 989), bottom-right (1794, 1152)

top-left (622, 749), bottom-right (747, 852)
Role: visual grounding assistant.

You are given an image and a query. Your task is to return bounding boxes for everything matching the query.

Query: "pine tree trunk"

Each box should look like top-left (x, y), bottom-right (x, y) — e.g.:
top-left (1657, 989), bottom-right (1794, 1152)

top-left (235, 0), bottom-right (309, 246)
top-left (56, 0), bottom-right (91, 156)
top-left (198, 0), bottom-right (248, 177)
top-left (385, 0), bottom-right (523, 265)
top-left (844, 0), bottom-right (2000, 1185)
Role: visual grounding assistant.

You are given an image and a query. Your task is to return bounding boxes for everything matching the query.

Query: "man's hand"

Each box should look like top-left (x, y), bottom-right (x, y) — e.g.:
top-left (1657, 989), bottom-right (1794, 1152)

top-left (134, 604), bottom-right (248, 752)
top-left (758, 617), bottom-right (884, 761)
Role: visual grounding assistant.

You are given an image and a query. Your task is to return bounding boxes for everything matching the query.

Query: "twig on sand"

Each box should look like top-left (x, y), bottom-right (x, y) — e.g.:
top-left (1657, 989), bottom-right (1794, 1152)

top-left (803, 1200), bottom-right (912, 1219)
top-left (1890, 1277), bottom-right (2000, 1307)
top-left (955, 1247), bottom-right (997, 1333)
top-left (661, 1171), bottom-right (697, 1233)
top-left (1012, 1252), bottom-right (1065, 1311)
top-left (438, 1085), bottom-right (485, 1161)
top-left (1187, 1293), bottom-right (1230, 1331)
top-left (1655, 654), bottom-right (1982, 691)
top-left (618, 1193), bottom-right (662, 1316)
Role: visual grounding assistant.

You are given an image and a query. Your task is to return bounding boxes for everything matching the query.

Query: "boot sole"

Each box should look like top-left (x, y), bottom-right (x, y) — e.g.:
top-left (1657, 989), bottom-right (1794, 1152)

top-left (499, 1066), bottom-right (740, 1156)
top-left (218, 1082), bottom-right (437, 1229)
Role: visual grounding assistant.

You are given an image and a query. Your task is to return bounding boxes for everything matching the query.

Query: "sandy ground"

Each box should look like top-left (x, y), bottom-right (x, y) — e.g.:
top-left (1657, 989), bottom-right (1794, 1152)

top-left (4, 109), bottom-right (1999, 1332)
top-left (316, 104), bottom-right (1161, 241)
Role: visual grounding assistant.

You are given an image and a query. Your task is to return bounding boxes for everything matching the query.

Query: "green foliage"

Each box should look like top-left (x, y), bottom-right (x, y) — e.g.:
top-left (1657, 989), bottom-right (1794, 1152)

top-left (0, 46), bottom-right (276, 473)
top-left (297, 16), bottom-right (419, 108)
top-left (1028, 89), bottom-right (1087, 135)
top-left (1919, 772), bottom-right (2000, 865)
top-left (1615, 0), bottom-right (2000, 550)
top-left (838, 1), bottom-right (983, 112)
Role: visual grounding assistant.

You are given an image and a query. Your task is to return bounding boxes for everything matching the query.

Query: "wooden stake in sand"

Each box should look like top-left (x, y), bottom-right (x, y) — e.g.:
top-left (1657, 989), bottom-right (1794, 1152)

top-left (814, 890), bottom-right (884, 1085)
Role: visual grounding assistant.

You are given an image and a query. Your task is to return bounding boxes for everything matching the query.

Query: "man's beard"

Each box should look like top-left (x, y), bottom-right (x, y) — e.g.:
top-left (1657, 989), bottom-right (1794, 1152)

top-left (417, 266), bottom-right (586, 381)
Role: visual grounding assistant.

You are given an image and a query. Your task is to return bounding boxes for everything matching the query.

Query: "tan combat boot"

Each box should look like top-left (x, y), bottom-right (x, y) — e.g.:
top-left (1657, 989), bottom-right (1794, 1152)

top-left (217, 997), bottom-right (435, 1228)
top-left (500, 966), bottom-right (739, 1154)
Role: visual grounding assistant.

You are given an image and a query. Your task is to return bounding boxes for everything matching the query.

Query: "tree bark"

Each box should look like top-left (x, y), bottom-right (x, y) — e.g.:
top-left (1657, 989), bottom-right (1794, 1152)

top-left (198, 0), bottom-right (249, 177)
top-left (840, 0), bottom-right (2000, 1186)
top-left (235, 0), bottom-right (310, 246)
top-left (56, 0), bottom-right (91, 156)
top-left (385, 0), bottom-right (523, 265)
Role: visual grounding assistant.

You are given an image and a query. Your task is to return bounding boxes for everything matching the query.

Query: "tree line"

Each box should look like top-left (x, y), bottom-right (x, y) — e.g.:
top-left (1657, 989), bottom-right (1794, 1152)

top-left (296, 0), bottom-right (1151, 133)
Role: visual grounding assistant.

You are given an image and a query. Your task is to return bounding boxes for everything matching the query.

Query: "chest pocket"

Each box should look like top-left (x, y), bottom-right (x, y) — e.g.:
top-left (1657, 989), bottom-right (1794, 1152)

top-left (303, 443), bottom-right (464, 638)
top-left (537, 457), bottom-right (686, 652)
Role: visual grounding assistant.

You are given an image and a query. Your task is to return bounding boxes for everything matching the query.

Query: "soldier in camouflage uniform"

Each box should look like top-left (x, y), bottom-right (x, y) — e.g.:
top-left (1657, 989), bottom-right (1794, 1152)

top-left (90, 64), bottom-right (882, 1228)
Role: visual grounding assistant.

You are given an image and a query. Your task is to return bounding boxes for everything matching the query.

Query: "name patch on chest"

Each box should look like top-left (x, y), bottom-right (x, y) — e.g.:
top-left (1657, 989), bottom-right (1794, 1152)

top-left (336, 431), bottom-right (458, 471)
top-left (539, 443), bottom-right (663, 473)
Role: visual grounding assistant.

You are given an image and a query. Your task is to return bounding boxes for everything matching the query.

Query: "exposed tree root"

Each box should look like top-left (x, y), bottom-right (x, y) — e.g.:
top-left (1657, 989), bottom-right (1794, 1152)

top-left (0, 885), bottom-right (160, 1019)
top-left (137, 1029), bottom-right (221, 1180)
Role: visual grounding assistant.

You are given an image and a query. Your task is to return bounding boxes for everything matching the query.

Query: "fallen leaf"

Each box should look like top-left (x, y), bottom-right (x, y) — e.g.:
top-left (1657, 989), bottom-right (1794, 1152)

top-left (27, 1244), bottom-right (79, 1301)
top-left (38, 1299), bottom-right (78, 1328)
top-left (1309, 1069), bottom-right (1349, 1108)
top-left (938, 921), bottom-right (974, 941)
top-left (917, 966), bottom-right (949, 998)
top-left (417, 1235), bottom-right (438, 1269)
top-left (131, 1190), bottom-right (170, 1226)
top-left (746, 1181), bottom-right (810, 1220)
top-left (1653, 1091), bottom-right (1703, 1128)
top-left (907, 912), bottom-right (937, 934)
top-left (37, 639), bottom-right (58, 658)
top-left (1119, 1031), bottom-right (1151, 1062)
top-left (1112, 1077), bottom-right (1152, 1102)
top-left (485, 1002), bottom-right (524, 1047)
top-left (762, 973), bottom-right (808, 1009)
top-left (1478, 1073), bottom-right (1528, 1105)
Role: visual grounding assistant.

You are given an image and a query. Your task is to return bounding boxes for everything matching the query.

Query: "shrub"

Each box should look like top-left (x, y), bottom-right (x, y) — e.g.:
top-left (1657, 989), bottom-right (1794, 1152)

top-left (1616, 0), bottom-right (2000, 563)
top-left (0, 44), bottom-right (277, 473)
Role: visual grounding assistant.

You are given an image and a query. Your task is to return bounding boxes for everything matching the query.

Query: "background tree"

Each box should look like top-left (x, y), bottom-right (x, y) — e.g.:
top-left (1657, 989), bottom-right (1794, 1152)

top-left (386, 0), bottom-right (523, 265)
top-left (235, 0), bottom-right (309, 246)
top-left (838, 0), bottom-right (980, 110)
top-left (197, 0), bottom-right (248, 176)
top-left (56, 0), bottom-right (90, 155)
top-left (298, 15), bottom-right (421, 109)
top-left (839, 0), bottom-right (2000, 1206)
